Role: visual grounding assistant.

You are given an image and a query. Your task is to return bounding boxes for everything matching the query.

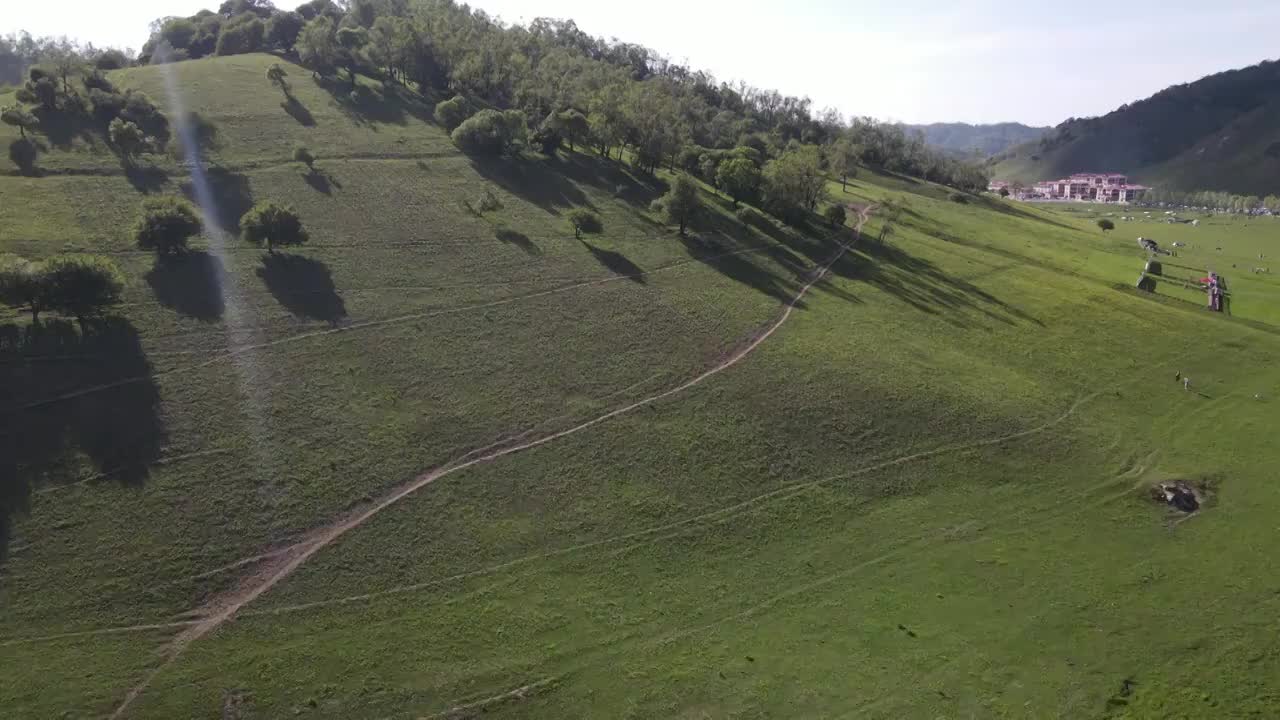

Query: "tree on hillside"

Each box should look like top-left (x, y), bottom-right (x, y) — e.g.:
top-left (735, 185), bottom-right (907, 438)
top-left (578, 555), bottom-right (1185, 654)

top-left (827, 138), bottom-right (859, 192)
top-left (266, 63), bottom-right (291, 98)
top-left (998, 186), bottom-right (1010, 197)
top-left (15, 71), bottom-right (59, 110)
top-left (1, 106), bottom-right (37, 138)
top-left (296, 16), bottom-right (338, 78)
top-left (135, 197), bottom-right (203, 257)
top-left (42, 254), bottom-right (126, 327)
top-left (567, 208), bottom-right (603, 239)
top-left (109, 118), bottom-right (149, 165)
top-left (1097, 218), bottom-right (1115, 232)
top-left (716, 157), bottom-right (760, 208)
top-left (451, 109), bottom-right (526, 156)
top-left (557, 109), bottom-right (589, 152)
top-left (336, 26), bottom-right (368, 90)
top-left (763, 145), bottom-right (826, 220)
top-left (824, 204), bottom-right (847, 227)
top-left (662, 174), bottom-right (700, 236)
top-left (0, 255), bottom-right (50, 323)
top-left (242, 202), bottom-right (309, 254)
top-left (47, 41), bottom-right (87, 95)
top-left (435, 95), bottom-right (469, 132)
top-left (266, 11), bottom-right (305, 51)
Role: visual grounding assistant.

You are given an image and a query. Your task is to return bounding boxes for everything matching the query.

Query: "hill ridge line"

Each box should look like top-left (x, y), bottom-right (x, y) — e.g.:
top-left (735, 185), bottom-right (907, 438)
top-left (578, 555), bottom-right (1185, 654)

top-left (107, 205), bottom-right (876, 719)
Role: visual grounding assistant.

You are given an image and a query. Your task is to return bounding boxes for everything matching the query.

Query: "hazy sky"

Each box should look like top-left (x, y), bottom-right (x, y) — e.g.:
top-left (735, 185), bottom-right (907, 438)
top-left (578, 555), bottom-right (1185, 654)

top-left (6, 0), bottom-right (1278, 125)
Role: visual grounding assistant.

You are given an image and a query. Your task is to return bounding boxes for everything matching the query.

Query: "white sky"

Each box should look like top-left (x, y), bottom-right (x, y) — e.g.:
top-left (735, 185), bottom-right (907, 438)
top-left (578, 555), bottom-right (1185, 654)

top-left (6, 0), bottom-right (1278, 126)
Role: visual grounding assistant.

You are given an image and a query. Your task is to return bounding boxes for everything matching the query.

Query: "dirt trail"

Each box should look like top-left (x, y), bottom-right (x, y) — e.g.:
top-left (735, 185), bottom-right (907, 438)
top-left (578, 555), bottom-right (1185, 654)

top-left (107, 206), bottom-right (875, 718)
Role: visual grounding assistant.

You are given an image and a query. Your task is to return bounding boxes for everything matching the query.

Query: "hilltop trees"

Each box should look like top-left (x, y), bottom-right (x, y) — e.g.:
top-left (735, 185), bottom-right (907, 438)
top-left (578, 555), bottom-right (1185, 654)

top-left (135, 197), bottom-right (203, 256)
top-left (296, 16), bottom-right (338, 77)
top-left (242, 202), bottom-right (309, 254)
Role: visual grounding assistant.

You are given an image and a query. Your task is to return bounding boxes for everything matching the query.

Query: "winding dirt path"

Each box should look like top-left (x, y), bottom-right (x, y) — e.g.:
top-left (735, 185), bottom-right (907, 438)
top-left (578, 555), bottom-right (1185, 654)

top-left (107, 206), bottom-right (876, 718)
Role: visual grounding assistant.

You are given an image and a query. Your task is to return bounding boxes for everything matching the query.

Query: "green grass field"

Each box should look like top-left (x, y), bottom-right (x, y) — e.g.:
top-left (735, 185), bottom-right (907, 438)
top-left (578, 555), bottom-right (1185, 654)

top-left (4, 54), bottom-right (1280, 719)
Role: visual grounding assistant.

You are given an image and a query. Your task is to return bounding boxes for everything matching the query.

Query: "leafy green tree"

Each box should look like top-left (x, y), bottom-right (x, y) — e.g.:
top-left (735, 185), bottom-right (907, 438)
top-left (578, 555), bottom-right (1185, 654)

top-left (0, 255), bottom-right (50, 322)
top-left (451, 109), bottom-right (526, 156)
top-left (567, 208), bottom-right (603, 239)
top-left (266, 63), bottom-right (291, 97)
top-left (109, 118), bottom-right (148, 164)
top-left (823, 204), bottom-right (847, 227)
top-left (94, 49), bottom-right (130, 70)
top-left (716, 157), bottom-right (761, 208)
top-left (242, 202), bottom-right (309, 254)
top-left (215, 15), bottom-right (266, 56)
top-left (435, 95), bottom-right (469, 132)
top-left (296, 0), bottom-right (342, 21)
top-left (47, 41), bottom-right (87, 95)
top-left (1, 106), bottom-right (37, 138)
top-left (763, 145), bottom-right (826, 219)
top-left (296, 16), bottom-right (338, 77)
top-left (827, 138), bottom-right (859, 192)
top-left (135, 197), bottom-right (203, 256)
top-left (16, 72), bottom-right (58, 110)
top-left (662, 174), bottom-right (700, 235)
top-left (158, 18), bottom-right (199, 52)
top-left (336, 26), bottom-right (368, 89)
top-left (557, 109), bottom-right (589, 152)
top-left (267, 11), bottom-right (305, 51)
top-left (1097, 218), bottom-right (1115, 232)
top-left (43, 254), bottom-right (125, 326)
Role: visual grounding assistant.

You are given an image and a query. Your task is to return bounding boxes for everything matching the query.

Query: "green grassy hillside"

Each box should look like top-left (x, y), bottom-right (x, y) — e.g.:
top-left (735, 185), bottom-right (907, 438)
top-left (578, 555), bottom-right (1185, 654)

top-left (4, 53), bottom-right (1280, 719)
top-left (991, 59), bottom-right (1280, 195)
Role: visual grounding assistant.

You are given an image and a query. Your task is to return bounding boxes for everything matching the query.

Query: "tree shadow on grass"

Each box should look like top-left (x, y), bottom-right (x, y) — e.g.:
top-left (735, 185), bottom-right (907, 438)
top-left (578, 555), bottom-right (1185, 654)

top-left (314, 75), bottom-right (433, 128)
top-left (144, 251), bottom-right (226, 322)
top-left (466, 154), bottom-right (592, 216)
top-left (0, 318), bottom-right (163, 561)
top-left (827, 239), bottom-right (1044, 327)
top-left (302, 168), bottom-right (341, 195)
top-left (124, 164), bottom-right (170, 194)
top-left (256, 253), bottom-right (348, 325)
top-left (281, 96), bottom-right (316, 127)
top-left (580, 241), bottom-right (645, 283)
top-left (495, 227), bottom-right (542, 256)
top-left (182, 167), bottom-right (253, 233)
top-left (550, 152), bottom-right (665, 208)
top-left (677, 232), bottom-right (807, 306)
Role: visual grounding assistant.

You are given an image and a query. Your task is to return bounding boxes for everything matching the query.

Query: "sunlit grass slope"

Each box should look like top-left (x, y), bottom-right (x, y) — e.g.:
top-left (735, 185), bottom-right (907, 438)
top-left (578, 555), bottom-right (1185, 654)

top-left (2, 54), bottom-right (1280, 719)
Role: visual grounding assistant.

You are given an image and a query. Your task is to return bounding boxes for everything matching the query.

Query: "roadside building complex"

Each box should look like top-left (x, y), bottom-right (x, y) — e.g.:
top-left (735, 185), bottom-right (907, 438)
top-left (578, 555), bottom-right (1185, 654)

top-left (991, 173), bottom-right (1147, 202)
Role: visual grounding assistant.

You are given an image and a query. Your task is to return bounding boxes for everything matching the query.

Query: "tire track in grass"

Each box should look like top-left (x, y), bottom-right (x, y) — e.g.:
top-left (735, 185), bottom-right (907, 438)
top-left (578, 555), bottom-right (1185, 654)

top-left (106, 206), bottom-right (876, 719)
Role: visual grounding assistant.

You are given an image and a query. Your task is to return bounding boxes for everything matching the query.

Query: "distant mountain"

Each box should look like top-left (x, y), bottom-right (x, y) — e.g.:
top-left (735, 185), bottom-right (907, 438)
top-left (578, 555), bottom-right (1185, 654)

top-left (991, 59), bottom-right (1280, 196)
top-left (904, 122), bottom-right (1049, 158)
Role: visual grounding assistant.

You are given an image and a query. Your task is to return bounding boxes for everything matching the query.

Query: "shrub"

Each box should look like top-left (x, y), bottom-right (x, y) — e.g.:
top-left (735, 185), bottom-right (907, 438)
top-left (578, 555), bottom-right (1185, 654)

top-left (735, 206), bottom-right (762, 227)
top-left (242, 202), bottom-right (309, 253)
top-left (94, 49), bottom-right (130, 70)
top-left (435, 95), bottom-right (469, 131)
top-left (566, 208), bottom-right (602, 239)
top-left (8, 138), bottom-right (38, 173)
top-left (477, 189), bottom-right (502, 213)
top-left (949, 192), bottom-right (969, 204)
top-left (1098, 218), bottom-right (1115, 232)
top-left (293, 144), bottom-right (315, 168)
top-left (451, 109), bottom-right (525, 156)
top-left (824, 204), bottom-right (847, 227)
top-left (135, 196), bottom-right (203, 256)
top-left (649, 198), bottom-right (665, 214)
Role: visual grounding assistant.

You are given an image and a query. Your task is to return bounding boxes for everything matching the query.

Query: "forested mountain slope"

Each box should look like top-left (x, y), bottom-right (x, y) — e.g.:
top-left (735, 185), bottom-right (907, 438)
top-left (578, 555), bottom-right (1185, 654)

top-left (991, 59), bottom-right (1280, 194)
top-left (905, 121), bottom-right (1047, 157)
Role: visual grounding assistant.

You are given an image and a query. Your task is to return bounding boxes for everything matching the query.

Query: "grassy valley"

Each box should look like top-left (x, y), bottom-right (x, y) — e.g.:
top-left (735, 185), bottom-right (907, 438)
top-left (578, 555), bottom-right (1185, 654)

top-left (1, 16), bottom-right (1280, 720)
